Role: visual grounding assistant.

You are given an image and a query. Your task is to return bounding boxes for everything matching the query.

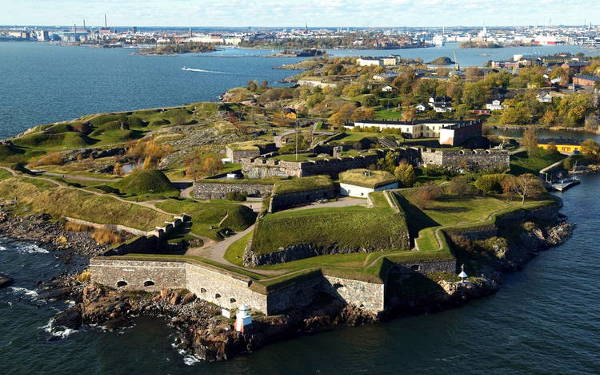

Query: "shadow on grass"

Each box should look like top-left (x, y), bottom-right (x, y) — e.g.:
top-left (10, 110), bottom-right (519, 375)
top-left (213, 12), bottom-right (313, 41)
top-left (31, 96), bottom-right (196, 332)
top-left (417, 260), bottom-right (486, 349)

top-left (393, 192), bottom-right (439, 241)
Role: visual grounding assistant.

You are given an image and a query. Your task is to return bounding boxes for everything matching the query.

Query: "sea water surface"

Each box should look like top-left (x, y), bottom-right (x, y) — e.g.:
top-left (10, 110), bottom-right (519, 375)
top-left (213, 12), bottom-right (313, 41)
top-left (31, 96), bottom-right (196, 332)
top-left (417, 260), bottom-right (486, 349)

top-left (1, 42), bottom-right (599, 374)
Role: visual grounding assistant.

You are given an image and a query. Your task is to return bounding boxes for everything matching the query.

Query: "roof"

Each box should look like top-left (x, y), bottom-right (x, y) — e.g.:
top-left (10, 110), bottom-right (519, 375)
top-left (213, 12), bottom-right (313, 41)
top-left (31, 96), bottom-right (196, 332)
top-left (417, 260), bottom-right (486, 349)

top-left (574, 74), bottom-right (600, 82)
top-left (339, 169), bottom-right (397, 189)
top-left (355, 119), bottom-right (463, 126)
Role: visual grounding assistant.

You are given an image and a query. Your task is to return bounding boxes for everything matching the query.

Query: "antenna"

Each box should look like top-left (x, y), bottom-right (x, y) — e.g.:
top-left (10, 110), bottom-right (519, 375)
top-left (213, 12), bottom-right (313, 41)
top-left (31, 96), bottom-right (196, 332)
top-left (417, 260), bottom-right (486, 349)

top-left (104, 13), bottom-right (108, 28)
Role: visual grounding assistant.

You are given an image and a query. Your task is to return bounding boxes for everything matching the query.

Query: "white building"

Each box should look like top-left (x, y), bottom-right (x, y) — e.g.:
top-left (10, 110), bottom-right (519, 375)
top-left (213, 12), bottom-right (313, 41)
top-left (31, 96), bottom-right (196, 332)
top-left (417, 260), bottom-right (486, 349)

top-left (350, 120), bottom-right (459, 139)
top-left (339, 169), bottom-right (399, 198)
top-left (357, 57), bottom-right (382, 67)
top-left (485, 100), bottom-right (504, 111)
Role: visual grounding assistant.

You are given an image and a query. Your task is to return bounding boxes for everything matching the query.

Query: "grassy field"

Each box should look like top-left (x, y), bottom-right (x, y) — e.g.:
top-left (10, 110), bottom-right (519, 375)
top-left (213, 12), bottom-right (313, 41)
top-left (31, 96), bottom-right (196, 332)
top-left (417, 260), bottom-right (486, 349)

top-left (0, 176), bottom-right (171, 230)
top-left (394, 189), bottom-right (556, 251)
top-left (156, 199), bottom-right (256, 240)
top-left (249, 192), bottom-right (409, 255)
top-left (510, 150), bottom-right (565, 175)
top-left (273, 175), bottom-right (334, 194)
top-left (374, 108), bottom-right (403, 121)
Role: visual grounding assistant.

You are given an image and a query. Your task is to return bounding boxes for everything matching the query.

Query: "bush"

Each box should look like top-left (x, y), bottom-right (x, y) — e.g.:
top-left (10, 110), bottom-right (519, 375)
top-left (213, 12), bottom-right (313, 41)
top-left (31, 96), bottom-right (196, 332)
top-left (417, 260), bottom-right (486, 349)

top-left (92, 228), bottom-right (124, 245)
top-left (30, 152), bottom-right (66, 167)
top-left (475, 174), bottom-right (506, 194)
top-left (226, 191), bottom-right (247, 201)
top-left (445, 176), bottom-right (476, 196)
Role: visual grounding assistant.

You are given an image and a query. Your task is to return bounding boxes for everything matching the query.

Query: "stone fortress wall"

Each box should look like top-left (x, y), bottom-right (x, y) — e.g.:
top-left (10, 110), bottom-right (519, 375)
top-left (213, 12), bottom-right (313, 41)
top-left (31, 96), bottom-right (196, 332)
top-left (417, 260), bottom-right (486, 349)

top-left (269, 187), bottom-right (337, 212)
top-left (89, 256), bottom-right (456, 315)
top-left (421, 148), bottom-right (510, 171)
top-left (191, 181), bottom-right (273, 200)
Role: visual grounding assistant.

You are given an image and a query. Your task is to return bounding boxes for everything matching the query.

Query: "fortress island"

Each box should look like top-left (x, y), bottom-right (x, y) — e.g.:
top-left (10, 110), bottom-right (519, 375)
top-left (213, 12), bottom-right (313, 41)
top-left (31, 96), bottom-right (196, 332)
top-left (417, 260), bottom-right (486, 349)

top-left (2, 54), bottom-right (592, 361)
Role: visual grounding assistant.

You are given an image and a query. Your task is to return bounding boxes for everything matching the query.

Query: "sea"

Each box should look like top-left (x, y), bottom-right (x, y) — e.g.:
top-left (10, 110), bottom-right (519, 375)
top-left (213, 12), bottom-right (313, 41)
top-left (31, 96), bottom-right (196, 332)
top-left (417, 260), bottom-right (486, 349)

top-left (1, 42), bottom-right (599, 375)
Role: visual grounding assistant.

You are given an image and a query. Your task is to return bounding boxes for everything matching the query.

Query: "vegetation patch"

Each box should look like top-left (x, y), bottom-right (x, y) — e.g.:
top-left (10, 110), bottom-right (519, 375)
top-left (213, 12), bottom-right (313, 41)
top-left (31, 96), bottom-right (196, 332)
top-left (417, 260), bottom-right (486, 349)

top-left (113, 169), bottom-right (178, 198)
top-left (273, 175), bottom-right (334, 194)
top-left (156, 200), bottom-right (256, 240)
top-left (339, 169), bottom-right (397, 188)
top-left (250, 199), bottom-right (409, 256)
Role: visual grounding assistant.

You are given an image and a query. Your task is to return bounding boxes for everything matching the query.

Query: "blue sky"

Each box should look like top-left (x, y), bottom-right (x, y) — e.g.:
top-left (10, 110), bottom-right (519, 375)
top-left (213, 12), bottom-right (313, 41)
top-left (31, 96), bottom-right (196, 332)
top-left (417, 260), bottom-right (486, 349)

top-left (2, 0), bottom-right (598, 27)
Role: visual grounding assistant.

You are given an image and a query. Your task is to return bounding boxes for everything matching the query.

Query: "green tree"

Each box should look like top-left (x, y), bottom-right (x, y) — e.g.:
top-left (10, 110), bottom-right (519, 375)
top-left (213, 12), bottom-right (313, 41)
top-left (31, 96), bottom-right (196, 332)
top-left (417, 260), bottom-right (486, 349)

top-left (394, 163), bottom-right (416, 187)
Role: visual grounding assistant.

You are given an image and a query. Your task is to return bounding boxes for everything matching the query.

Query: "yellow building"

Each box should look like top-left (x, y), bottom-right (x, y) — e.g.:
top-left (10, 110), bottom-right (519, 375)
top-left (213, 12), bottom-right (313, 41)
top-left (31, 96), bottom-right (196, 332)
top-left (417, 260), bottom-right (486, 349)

top-left (539, 143), bottom-right (582, 155)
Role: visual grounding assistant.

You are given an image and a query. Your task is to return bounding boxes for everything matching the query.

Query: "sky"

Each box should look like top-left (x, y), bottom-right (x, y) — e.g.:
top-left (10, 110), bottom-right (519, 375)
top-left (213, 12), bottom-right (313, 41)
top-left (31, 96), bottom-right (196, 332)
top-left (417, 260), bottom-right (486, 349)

top-left (1, 0), bottom-right (599, 27)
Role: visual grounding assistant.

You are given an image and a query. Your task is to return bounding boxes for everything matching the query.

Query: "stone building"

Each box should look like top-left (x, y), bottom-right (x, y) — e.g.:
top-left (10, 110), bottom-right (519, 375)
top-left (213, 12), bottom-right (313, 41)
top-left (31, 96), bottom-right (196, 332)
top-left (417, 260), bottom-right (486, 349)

top-left (438, 120), bottom-right (482, 146)
top-left (421, 148), bottom-right (510, 171)
top-left (226, 142), bottom-right (277, 163)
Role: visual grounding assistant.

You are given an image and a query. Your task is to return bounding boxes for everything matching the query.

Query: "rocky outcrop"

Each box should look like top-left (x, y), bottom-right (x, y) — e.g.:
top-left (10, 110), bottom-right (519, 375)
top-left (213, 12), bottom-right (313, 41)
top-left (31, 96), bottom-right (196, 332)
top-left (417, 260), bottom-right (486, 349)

top-left (0, 210), bottom-right (108, 258)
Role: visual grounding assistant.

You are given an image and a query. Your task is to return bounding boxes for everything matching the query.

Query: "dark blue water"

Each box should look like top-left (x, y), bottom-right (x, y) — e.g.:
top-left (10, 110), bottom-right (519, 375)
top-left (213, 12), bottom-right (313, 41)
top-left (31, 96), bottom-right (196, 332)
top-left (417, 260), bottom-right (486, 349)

top-left (1, 42), bottom-right (599, 374)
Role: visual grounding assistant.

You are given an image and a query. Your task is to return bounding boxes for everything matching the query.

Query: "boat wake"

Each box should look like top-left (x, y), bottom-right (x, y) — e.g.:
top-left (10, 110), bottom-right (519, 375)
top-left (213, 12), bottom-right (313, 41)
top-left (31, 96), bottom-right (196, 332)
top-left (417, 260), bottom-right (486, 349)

top-left (181, 67), bottom-right (227, 74)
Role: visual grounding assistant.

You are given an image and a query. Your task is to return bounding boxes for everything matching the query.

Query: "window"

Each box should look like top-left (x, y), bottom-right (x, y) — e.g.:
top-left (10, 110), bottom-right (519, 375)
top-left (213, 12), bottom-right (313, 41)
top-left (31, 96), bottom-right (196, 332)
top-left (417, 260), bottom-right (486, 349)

top-left (116, 280), bottom-right (128, 287)
top-left (200, 288), bottom-right (207, 293)
top-left (230, 298), bottom-right (236, 303)
top-left (143, 280), bottom-right (155, 287)
top-left (410, 265), bottom-right (420, 271)
top-left (215, 293), bottom-right (221, 299)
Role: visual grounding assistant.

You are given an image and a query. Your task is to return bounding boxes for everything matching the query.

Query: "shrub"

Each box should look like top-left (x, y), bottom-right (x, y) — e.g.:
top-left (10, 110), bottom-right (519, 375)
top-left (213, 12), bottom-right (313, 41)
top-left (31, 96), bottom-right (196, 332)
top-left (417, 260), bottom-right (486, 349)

top-left (475, 174), bottom-right (506, 194)
top-left (445, 176), bottom-right (476, 196)
top-left (30, 152), bottom-right (66, 167)
top-left (76, 271), bottom-right (92, 282)
top-left (414, 183), bottom-right (442, 209)
top-left (91, 228), bottom-right (124, 245)
top-left (64, 222), bottom-right (92, 232)
top-left (226, 191), bottom-right (247, 201)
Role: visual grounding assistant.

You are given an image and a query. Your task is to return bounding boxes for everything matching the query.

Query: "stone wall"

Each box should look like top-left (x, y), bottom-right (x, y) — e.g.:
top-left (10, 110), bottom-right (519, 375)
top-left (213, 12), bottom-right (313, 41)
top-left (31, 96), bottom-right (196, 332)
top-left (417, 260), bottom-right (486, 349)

top-left (89, 258), bottom-right (388, 315)
top-left (192, 181), bottom-right (273, 200)
top-left (90, 259), bottom-right (187, 291)
top-left (390, 259), bottom-right (457, 275)
top-left (323, 275), bottom-right (385, 312)
top-left (421, 148), bottom-right (510, 171)
top-left (226, 147), bottom-right (260, 163)
top-left (269, 187), bottom-right (337, 212)
top-left (241, 152), bottom-right (383, 179)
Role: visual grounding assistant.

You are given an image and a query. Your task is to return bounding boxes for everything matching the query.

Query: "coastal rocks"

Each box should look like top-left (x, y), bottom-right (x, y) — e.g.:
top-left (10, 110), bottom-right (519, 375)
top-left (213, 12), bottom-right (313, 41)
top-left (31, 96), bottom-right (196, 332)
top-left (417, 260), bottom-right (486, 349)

top-left (0, 273), bottom-right (13, 288)
top-left (0, 210), bottom-right (108, 258)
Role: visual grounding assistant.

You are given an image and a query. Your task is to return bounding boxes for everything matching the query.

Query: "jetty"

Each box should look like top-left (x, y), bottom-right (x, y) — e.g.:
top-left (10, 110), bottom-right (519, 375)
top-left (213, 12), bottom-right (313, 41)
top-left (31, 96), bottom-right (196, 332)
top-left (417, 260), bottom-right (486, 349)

top-left (550, 177), bottom-right (581, 192)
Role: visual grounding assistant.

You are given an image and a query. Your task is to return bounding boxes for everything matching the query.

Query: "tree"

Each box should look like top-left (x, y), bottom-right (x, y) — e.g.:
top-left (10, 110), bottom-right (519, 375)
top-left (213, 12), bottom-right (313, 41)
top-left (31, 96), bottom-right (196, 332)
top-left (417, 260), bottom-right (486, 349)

top-left (351, 107), bottom-right (375, 122)
top-left (414, 183), bottom-right (443, 209)
top-left (475, 174), bottom-right (506, 194)
top-left (446, 176), bottom-right (473, 196)
top-left (501, 174), bottom-right (545, 205)
top-left (186, 155), bottom-right (223, 180)
top-left (402, 107), bottom-right (416, 122)
top-left (581, 139), bottom-right (600, 161)
top-left (247, 80), bottom-right (258, 92)
top-left (522, 127), bottom-right (539, 155)
top-left (394, 163), bottom-right (416, 187)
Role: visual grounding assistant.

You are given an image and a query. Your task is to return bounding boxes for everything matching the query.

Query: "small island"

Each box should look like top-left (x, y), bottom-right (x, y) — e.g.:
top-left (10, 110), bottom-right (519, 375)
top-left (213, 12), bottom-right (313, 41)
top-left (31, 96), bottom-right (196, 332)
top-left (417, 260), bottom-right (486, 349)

top-left (136, 42), bottom-right (216, 55)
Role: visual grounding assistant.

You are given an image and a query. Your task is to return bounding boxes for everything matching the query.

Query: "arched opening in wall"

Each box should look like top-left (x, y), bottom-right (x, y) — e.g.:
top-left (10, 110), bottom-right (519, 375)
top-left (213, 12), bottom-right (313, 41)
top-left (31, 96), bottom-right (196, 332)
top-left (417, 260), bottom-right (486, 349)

top-left (333, 282), bottom-right (343, 290)
top-left (143, 280), bottom-right (155, 287)
top-left (410, 265), bottom-right (420, 271)
top-left (230, 298), bottom-right (236, 304)
top-left (116, 280), bottom-right (128, 288)
top-left (200, 288), bottom-right (207, 293)
top-left (215, 293), bottom-right (221, 299)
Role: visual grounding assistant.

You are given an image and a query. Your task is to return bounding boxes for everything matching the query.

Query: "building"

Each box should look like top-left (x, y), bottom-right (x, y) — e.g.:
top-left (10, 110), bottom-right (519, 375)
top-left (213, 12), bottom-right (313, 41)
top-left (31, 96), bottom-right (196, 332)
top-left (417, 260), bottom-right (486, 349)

top-left (356, 57), bottom-right (382, 67)
top-left (485, 100), bottom-right (504, 111)
top-left (538, 141), bottom-right (582, 155)
top-left (297, 79), bottom-right (337, 89)
top-left (339, 169), bottom-right (399, 198)
top-left (351, 120), bottom-right (475, 140)
top-left (536, 91), bottom-right (553, 103)
top-left (373, 71), bottom-right (400, 81)
top-left (573, 74), bottom-right (600, 87)
top-left (226, 142), bottom-right (276, 163)
top-left (439, 121), bottom-right (483, 146)
top-left (561, 61), bottom-right (590, 74)
top-left (428, 96), bottom-right (453, 113)
top-left (381, 57), bottom-right (397, 66)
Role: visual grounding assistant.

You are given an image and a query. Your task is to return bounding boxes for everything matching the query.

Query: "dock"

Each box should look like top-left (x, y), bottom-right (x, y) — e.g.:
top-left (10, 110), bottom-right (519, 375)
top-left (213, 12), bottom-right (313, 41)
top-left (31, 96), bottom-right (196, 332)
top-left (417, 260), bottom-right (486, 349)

top-left (550, 177), bottom-right (581, 192)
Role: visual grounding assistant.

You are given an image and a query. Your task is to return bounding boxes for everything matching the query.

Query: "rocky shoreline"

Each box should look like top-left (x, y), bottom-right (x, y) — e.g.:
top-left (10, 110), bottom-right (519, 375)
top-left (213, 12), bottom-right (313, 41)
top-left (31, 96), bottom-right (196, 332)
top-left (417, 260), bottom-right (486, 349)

top-left (2, 205), bottom-right (574, 362)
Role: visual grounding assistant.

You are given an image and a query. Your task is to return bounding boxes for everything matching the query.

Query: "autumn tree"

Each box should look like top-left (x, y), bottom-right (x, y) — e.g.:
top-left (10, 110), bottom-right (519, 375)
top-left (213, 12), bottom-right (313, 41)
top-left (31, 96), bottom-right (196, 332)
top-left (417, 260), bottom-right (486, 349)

top-left (402, 107), bottom-right (416, 122)
top-left (522, 127), bottom-right (539, 155)
top-left (186, 154), bottom-right (223, 180)
top-left (501, 174), bottom-right (545, 205)
top-left (581, 139), bottom-right (600, 161)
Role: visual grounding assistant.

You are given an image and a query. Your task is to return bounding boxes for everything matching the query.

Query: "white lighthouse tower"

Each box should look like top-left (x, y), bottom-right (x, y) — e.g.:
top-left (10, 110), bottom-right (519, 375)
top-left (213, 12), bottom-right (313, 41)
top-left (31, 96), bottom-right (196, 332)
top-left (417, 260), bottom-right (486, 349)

top-left (234, 305), bottom-right (253, 332)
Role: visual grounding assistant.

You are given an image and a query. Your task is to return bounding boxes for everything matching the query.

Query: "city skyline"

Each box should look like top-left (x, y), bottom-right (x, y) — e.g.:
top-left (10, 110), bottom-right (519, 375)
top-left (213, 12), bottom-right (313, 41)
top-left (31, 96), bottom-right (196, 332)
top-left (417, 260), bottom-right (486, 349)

top-left (3, 0), bottom-right (599, 28)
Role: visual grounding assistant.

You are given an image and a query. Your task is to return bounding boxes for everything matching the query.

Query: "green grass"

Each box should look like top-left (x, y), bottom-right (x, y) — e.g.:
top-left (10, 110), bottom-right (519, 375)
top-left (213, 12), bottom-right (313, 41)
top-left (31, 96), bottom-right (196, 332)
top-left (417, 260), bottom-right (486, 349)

top-left (250, 202), bottom-right (409, 256)
top-left (273, 175), bottom-right (334, 194)
top-left (156, 199), bottom-right (256, 240)
top-left (224, 232), bottom-right (252, 265)
top-left (374, 108), bottom-right (403, 121)
top-left (113, 169), bottom-right (178, 199)
top-left (339, 169), bottom-right (397, 189)
top-left (510, 150), bottom-right (565, 175)
top-left (0, 176), bottom-right (171, 230)
top-left (272, 153), bottom-right (320, 162)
